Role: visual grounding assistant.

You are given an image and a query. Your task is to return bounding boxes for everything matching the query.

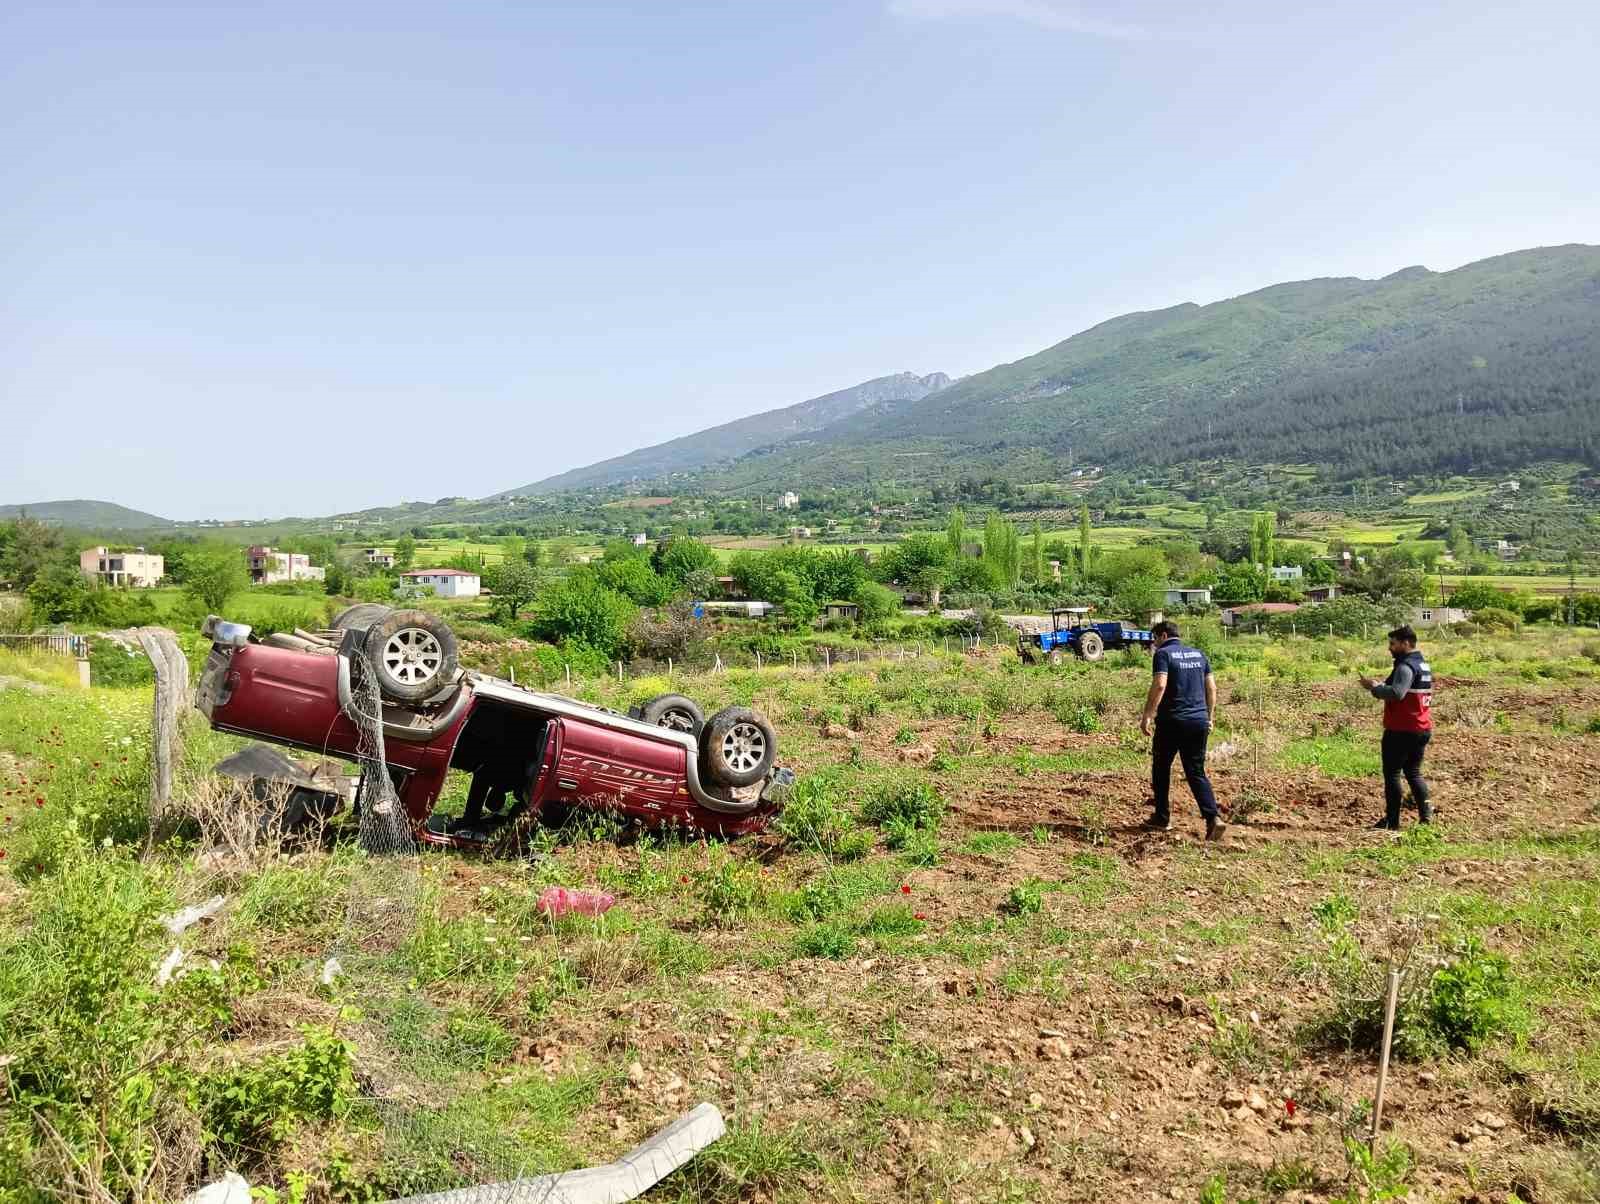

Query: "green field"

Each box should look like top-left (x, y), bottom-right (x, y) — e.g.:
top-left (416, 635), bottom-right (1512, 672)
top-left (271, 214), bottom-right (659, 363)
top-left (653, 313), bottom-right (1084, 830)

top-left (5, 626), bottom-right (1600, 1200)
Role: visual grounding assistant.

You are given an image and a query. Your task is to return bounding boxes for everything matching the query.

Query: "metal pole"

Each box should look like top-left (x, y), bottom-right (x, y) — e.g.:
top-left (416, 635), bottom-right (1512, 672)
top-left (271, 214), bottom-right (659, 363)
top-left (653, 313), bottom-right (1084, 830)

top-left (1369, 967), bottom-right (1402, 1154)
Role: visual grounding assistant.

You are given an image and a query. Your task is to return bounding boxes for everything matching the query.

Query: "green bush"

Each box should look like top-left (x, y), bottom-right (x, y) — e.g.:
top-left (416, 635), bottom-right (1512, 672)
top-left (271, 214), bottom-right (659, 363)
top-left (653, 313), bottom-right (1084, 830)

top-left (195, 1025), bottom-right (356, 1162)
top-left (1409, 936), bottom-right (1526, 1056)
top-left (795, 919), bottom-right (857, 960)
top-left (1003, 882), bottom-right (1043, 915)
top-left (1471, 606), bottom-right (1522, 633)
top-left (697, 848), bottom-right (763, 926)
top-left (87, 639), bottom-right (154, 687)
top-left (860, 777), bottom-right (944, 832)
top-left (0, 847), bottom-right (240, 1197)
top-left (773, 775), bottom-right (866, 859)
top-left (1316, 931), bottom-right (1525, 1059)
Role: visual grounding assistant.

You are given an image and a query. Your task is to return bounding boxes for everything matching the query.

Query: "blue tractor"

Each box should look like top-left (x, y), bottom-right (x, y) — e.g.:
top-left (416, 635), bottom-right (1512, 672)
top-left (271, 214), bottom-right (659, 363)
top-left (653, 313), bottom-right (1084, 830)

top-left (1017, 608), bottom-right (1156, 665)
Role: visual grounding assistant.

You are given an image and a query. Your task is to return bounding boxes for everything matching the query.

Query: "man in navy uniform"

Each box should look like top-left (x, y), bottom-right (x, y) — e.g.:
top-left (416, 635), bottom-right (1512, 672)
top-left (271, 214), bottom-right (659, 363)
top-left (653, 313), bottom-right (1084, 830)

top-left (1358, 624), bottom-right (1434, 830)
top-left (1140, 620), bottom-right (1224, 840)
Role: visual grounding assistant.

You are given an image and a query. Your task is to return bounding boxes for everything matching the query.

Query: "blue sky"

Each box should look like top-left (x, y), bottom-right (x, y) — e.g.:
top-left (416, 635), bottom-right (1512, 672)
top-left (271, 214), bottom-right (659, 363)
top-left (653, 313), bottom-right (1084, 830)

top-left (4, 0), bottom-right (1596, 519)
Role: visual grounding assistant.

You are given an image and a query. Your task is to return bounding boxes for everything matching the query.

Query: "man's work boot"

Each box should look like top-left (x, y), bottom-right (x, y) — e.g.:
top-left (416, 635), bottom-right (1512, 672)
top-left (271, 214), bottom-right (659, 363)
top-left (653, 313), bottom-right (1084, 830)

top-left (1416, 799), bottom-right (1433, 824)
top-left (1144, 811), bottom-right (1172, 832)
top-left (1370, 816), bottom-right (1399, 831)
top-left (1205, 817), bottom-right (1227, 843)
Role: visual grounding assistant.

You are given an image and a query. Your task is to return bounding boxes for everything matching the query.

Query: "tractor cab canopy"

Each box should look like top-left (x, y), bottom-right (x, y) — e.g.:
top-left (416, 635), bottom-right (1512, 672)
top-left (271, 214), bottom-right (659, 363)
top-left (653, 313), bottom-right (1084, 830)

top-left (1051, 607), bottom-right (1094, 631)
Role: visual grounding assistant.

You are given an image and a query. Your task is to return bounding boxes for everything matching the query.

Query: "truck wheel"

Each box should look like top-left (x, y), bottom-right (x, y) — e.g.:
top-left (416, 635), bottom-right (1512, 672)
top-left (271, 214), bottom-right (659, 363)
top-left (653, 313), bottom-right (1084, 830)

top-left (363, 609), bottom-right (459, 703)
top-left (331, 603), bottom-right (393, 632)
top-left (639, 693), bottom-right (705, 737)
top-left (702, 707), bottom-right (777, 788)
top-left (1078, 632), bottom-right (1105, 662)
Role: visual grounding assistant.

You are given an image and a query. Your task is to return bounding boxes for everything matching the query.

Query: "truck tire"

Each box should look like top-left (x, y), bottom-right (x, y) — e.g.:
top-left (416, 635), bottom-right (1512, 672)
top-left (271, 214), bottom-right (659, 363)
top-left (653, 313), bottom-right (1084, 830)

top-left (1078, 631), bottom-right (1105, 662)
top-left (363, 609), bottom-right (459, 703)
top-left (331, 603), bottom-right (393, 633)
top-left (702, 707), bottom-right (777, 788)
top-left (638, 693), bottom-right (705, 737)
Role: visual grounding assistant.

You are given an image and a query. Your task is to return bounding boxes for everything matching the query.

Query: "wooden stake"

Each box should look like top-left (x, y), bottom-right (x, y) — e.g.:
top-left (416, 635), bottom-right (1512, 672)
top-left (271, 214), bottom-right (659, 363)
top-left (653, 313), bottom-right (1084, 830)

top-left (1369, 966), bottom-right (1402, 1153)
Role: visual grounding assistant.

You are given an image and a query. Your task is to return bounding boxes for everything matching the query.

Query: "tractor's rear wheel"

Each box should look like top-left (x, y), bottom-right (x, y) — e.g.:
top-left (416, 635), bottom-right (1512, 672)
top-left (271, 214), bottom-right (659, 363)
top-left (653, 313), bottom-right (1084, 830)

top-left (1078, 632), bottom-right (1105, 662)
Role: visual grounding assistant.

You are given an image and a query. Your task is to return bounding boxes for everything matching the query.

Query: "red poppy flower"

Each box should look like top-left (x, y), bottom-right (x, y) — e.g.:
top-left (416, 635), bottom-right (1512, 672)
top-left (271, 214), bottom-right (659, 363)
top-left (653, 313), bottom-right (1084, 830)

top-left (900, 884), bottom-right (911, 894)
top-left (0, 850), bottom-right (7, 859)
top-left (914, 912), bottom-right (927, 921)
top-left (1285, 1099), bottom-right (1297, 1117)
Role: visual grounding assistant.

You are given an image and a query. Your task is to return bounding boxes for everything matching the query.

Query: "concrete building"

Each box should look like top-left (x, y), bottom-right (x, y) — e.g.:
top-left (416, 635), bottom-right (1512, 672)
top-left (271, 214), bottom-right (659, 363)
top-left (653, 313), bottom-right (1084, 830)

top-left (1163, 586), bottom-right (1213, 607)
top-left (697, 600), bottom-right (775, 619)
top-left (79, 546), bottom-right (164, 588)
top-left (1304, 584), bottom-right (1341, 603)
top-left (363, 548), bottom-right (395, 567)
top-left (400, 568), bottom-right (481, 598)
top-left (631, 533), bottom-right (649, 547)
top-left (1270, 565), bottom-right (1304, 583)
top-left (824, 601), bottom-right (861, 621)
top-left (779, 491), bottom-right (800, 510)
top-left (248, 547), bottom-right (325, 585)
top-left (1411, 605), bottom-right (1467, 629)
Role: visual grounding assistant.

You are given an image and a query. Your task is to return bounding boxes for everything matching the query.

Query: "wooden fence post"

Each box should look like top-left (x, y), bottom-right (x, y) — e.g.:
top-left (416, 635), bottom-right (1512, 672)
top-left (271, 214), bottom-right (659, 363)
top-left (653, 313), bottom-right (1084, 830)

top-left (134, 627), bottom-right (189, 840)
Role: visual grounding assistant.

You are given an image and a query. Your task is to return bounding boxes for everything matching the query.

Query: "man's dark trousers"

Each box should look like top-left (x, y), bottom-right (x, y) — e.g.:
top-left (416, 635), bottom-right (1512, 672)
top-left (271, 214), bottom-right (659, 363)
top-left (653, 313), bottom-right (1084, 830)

top-left (1152, 719), bottom-right (1218, 822)
top-left (1380, 730), bottom-right (1431, 827)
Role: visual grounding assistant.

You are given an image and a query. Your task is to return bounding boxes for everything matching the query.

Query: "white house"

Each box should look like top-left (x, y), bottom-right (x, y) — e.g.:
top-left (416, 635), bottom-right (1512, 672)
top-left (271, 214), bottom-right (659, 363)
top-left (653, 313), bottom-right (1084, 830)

top-left (1163, 586), bottom-right (1212, 607)
top-left (1411, 605), bottom-right (1467, 629)
top-left (400, 568), bottom-right (481, 598)
top-left (631, 533), bottom-right (648, 547)
top-left (80, 546), bottom-right (164, 588)
top-left (779, 491), bottom-right (800, 510)
top-left (1270, 565), bottom-right (1304, 583)
top-left (248, 546), bottom-right (325, 585)
top-left (363, 547), bottom-right (395, 567)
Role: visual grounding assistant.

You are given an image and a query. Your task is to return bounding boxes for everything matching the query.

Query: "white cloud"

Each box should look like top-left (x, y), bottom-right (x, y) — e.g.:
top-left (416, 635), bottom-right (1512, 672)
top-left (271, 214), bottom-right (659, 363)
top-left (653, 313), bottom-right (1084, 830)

top-left (888, 0), bottom-right (1153, 41)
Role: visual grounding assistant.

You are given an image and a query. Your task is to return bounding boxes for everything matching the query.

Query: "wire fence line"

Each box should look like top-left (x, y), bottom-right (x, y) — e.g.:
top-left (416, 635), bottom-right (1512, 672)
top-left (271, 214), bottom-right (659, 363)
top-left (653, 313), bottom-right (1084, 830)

top-left (0, 632), bottom-right (93, 657)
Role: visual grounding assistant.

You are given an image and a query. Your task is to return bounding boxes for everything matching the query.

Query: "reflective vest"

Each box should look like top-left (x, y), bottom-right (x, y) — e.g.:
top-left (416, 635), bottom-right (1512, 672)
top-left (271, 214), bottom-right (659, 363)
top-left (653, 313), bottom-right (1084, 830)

top-left (1383, 649), bottom-right (1433, 732)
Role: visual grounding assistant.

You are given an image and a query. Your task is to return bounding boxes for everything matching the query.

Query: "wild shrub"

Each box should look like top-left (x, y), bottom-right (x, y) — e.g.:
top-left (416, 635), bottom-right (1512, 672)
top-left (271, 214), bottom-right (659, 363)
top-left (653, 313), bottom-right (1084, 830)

top-left (795, 919), bottom-right (857, 960)
top-left (697, 848), bottom-right (763, 926)
top-left (860, 777), bottom-right (944, 833)
top-left (1314, 929), bottom-right (1525, 1059)
top-left (1003, 882), bottom-right (1043, 916)
top-left (194, 1025), bottom-right (356, 1163)
top-left (0, 846), bottom-right (245, 1198)
top-left (1056, 703), bottom-right (1100, 734)
top-left (889, 822), bottom-right (941, 866)
top-left (87, 638), bottom-right (155, 687)
top-left (773, 775), bottom-right (867, 860)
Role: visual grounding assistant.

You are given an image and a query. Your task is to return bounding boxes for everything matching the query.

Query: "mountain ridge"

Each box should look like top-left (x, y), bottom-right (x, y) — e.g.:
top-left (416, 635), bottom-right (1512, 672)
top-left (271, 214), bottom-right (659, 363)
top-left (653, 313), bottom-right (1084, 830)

top-left (499, 370), bottom-right (952, 496)
top-left (0, 499), bottom-right (174, 528)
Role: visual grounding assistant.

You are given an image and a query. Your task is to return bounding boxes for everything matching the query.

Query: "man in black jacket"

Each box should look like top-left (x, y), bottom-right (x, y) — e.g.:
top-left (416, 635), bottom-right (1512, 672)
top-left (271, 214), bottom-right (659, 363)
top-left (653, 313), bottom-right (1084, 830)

top-left (1358, 625), bottom-right (1434, 830)
top-left (1140, 620), bottom-right (1225, 841)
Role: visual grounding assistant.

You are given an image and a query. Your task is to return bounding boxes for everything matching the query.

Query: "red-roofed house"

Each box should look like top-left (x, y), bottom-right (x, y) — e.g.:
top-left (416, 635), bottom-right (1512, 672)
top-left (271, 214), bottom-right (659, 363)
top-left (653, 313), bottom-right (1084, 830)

top-left (401, 568), bottom-right (481, 599)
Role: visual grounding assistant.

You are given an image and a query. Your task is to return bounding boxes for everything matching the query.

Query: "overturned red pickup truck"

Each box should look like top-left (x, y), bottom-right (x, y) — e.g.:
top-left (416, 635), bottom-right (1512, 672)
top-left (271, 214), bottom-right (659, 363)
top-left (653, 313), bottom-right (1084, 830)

top-left (196, 606), bottom-right (790, 849)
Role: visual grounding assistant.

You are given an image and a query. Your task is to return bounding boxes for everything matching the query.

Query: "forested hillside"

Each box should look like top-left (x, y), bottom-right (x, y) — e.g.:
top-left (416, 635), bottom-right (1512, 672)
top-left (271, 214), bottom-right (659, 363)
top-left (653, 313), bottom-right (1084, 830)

top-left (0, 499), bottom-right (173, 528)
top-left (662, 244), bottom-right (1600, 491)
